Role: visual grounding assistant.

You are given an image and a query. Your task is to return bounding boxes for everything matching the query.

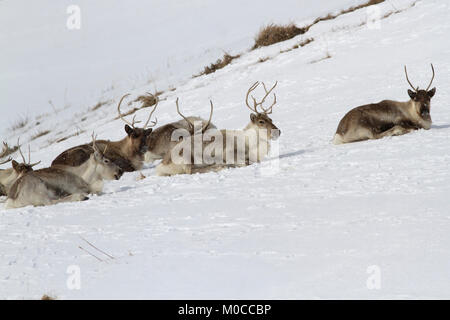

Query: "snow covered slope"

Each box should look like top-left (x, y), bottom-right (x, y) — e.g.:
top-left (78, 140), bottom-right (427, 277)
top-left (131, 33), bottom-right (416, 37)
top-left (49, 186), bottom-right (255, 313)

top-left (0, 0), bottom-right (360, 130)
top-left (1, 0), bottom-right (450, 299)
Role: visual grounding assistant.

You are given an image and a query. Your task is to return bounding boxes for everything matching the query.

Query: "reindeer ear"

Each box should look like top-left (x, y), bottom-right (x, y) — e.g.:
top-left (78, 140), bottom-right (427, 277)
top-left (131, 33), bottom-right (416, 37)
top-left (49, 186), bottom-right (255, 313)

top-left (408, 89), bottom-right (417, 100)
top-left (250, 113), bottom-right (257, 122)
top-left (428, 87), bottom-right (436, 98)
top-left (125, 125), bottom-right (134, 136)
top-left (12, 160), bottom-right (18, 171)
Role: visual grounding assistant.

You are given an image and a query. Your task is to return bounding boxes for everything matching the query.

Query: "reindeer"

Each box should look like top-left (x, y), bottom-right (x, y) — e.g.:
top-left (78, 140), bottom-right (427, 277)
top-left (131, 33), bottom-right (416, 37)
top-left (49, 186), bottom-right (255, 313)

top-left (156, 81), bottom-right (281, 176)
top-left (0, 146), bottom-right (40, 197)
top-left (144, 98), bottom-right (217, 163)
top-left (333, 64), bottom-right (436, 144)
top-left (6, 135), bottom-right (123, 209)
top-left (52, 93), bottom-right (158, 172)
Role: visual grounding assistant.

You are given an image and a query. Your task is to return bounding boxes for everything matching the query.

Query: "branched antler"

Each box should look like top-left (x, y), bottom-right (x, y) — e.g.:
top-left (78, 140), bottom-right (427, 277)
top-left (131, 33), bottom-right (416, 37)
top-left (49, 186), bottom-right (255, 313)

top-left (175, 98), bottom-right (214, 134)
top-left (117, 94), bottom-right (141, 128)
top-left (91, 132), bottom-right (108, 155)
top-left (18, 145), bottom-right (40, 167)
top-left (143, 92), bottom-right (159, 129)
top-left (245, 81), bottom-right (278, 114)
top-left (117, 93), bottom-right (158, 129)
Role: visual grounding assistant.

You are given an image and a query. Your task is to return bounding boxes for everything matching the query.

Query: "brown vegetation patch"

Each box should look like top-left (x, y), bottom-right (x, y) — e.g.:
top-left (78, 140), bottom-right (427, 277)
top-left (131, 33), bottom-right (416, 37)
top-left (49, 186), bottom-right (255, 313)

top-left (252, 24), bottom-right (308, 49)
top-left (258, 57), bottom-right (271, 63)
top-left (31, 130), bottom-right (50, 141)
top-left (91, 100), bottom-right (111, 111)
top-left (9, 116), bottom-right (28, 131)
top-left (311, 0), bottom-right (385, 26)
top-left (41, 294), bottom-right (56, 300)
top-left (310, 52), bottom-right (332, 64)
top-left (251, 1), bottom-right (385, 50)
top-left (132, 91), bottom-right (162, 109)
top-left (195, 53), bottom-right (241, 77)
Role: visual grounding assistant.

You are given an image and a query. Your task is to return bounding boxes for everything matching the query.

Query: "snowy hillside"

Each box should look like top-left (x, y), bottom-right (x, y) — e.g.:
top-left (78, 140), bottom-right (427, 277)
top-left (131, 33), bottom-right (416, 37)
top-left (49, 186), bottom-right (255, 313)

top-left (1, 0), bottom-right (450, 299)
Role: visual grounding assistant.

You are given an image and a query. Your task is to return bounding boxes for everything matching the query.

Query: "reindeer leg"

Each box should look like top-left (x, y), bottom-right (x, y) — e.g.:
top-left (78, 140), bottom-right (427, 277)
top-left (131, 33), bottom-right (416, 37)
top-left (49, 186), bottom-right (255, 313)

top-left (50, 193), bottom-right (89, 205)
top-left (374, 125), bottom-right (414, 139)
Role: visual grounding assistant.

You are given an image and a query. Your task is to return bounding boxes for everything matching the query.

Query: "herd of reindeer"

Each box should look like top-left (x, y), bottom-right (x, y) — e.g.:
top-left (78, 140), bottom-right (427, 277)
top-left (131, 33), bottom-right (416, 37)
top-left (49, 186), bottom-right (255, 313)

top-left (0, 64), bottom-right (437, 209)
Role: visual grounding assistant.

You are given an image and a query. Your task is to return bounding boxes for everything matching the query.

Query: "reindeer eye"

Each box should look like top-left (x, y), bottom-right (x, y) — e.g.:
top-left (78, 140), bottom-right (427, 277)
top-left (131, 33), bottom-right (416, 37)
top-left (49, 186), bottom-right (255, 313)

top-left (259, 120), bottom-right (265, 124)
top-left (103, 159), bottom-right (110, 164)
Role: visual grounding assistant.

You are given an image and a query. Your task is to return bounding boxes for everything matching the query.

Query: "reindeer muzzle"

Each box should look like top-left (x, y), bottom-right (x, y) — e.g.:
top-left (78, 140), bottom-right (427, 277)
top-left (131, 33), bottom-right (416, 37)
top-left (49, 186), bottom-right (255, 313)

top-left (271, 129), bottom-right (281, 140)
top-left (115, 169), bottom-right (124, 180)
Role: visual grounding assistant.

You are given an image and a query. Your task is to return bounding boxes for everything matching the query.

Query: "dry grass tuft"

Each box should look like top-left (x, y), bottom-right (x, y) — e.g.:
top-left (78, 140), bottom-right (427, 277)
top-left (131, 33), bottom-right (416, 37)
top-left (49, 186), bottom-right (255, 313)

top-left (311, 0), bottom-right (385, 25)
top-left (31, 130), bottom-right (51, 141)
top-left (252, 1), bottom-right (384, 50)
top-left (258, 56), bottom-right (271, 63)
top-left (252, 23), bottom-right (308, 49)
top-left (91, 100), bottom-right (111, 111)
top-left (133, 91), bottom-right (162, 109)
top-left (196, 53), bottom-right (241, 77)
top-left (298, 37), bottom-right (314, 47)
top-left (9, 116), bottom-right (29, 131)
top-left (310, 52), bottom-right (332, 64)
top-left (41, 294), bottom-right (56, 300)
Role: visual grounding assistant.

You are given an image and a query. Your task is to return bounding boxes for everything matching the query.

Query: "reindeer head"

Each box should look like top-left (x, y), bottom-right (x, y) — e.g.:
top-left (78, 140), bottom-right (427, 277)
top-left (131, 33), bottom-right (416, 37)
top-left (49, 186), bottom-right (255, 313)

top-left (405, 64), bottom-right (436, 128)
top-left (245, 81), bottom-right (281, 140)
top-left (117, 93), bottom-right (158, 155)
top-left (11, 145), bottom-right (40, 176)
top-left (91, 134), bottom-right (124, 180)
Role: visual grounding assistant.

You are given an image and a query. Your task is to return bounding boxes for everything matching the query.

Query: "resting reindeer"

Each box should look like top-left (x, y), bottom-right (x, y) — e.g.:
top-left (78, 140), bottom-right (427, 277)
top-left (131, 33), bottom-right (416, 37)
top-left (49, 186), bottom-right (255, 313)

top-left (144, 96), bottom-right (217, 163)
top-left (6, 135), bottom-right (123, 209)
top-left (156, 81), bottom-right (281, 176)
top-left (0, 145), bottom-right (40, 197)
top-left (52, 93), bottom-right (157, 172)
top-left (334, 64), bottom-right (436, 144)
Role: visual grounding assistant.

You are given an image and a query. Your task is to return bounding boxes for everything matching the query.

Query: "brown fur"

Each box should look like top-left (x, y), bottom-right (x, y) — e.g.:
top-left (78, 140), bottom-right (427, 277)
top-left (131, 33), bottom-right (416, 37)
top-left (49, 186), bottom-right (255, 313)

top-left (145, 117), bottom-right (217, 163)
top-left (52, 125), bottom-right (152, 172)
top-left (0, 160), bottom-right (35, 197)
top-left (334, 88), bottom-right (436, 144)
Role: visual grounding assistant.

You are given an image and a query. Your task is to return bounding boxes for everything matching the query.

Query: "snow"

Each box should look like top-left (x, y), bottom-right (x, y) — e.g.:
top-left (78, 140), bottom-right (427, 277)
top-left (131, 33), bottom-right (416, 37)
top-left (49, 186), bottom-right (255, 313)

top-left (1, 0), bottom-right (450, 299)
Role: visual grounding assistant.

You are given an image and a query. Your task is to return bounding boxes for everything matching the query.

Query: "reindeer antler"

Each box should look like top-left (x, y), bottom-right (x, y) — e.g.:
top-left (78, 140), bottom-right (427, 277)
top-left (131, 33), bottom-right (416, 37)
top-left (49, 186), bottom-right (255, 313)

top-left (91, 132), bottom-right (104, 156)
top-left (245, 81), bottom-right (278, 114)
top-left (143, 92), bottom-right (159, 129)
top-left (404, 66), bottom-right (418, 91)
top-left (426, 63), bottom-right (435, 91)
top-left (203, 100), bottom-right (214, 132)
top-left (1, 142), bottom-right (8, 156)
top-left (118, 93), bottom-right (159, 129)
top-left (117, 94), bottom-right (141, 128)
top-left (176, 98), bottom-right (194, 133)
top-left (175, 98), bottom-right (214, 134)
top-left (0, 157), bottom-right (12, 165)
top-left (18, 145), bottom-right (27, 164)
top-left (405, 64), bottom-right (436, 92)
top-left (245, 81), bottom-right (260, 113)
top-left (260, 81), bottom-right (278, 114)
top-left (18, 145), bottom-right (41, 167)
